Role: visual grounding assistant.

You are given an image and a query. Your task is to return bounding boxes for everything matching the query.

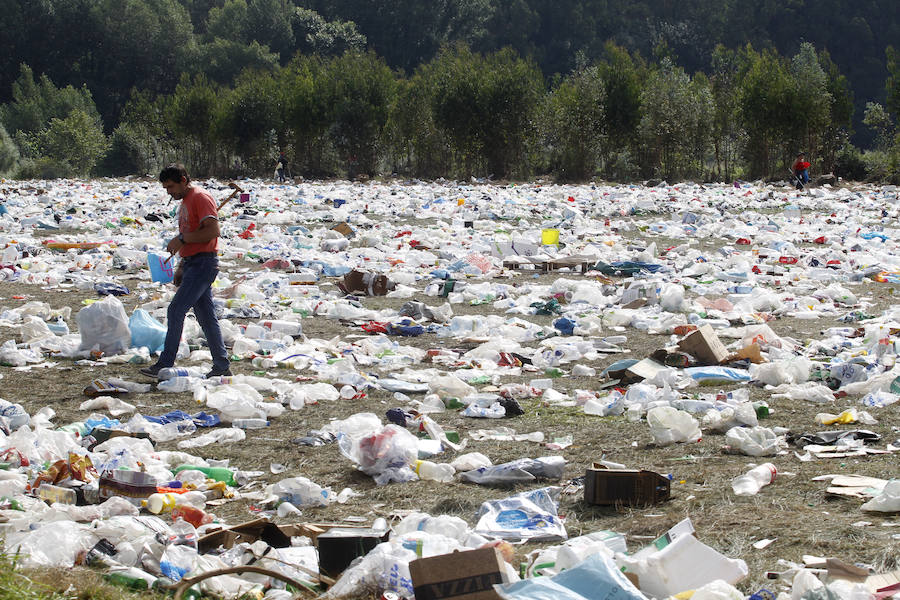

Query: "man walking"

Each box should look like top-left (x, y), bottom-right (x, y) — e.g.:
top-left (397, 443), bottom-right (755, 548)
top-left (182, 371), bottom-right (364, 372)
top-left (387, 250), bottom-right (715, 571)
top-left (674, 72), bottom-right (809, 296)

top-left (140, 164), bottom-right (232, 379)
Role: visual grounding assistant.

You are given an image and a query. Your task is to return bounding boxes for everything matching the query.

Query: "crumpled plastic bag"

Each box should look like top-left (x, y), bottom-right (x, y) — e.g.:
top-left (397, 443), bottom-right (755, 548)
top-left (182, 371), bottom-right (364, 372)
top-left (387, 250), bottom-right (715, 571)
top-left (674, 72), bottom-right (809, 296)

top-left (860, 479), bottom-right (900, 512)
top-left (129, 308), bottom-right (167, 353)
top-left (475, 487), bottom-right (567, 542)
top-left (724, 426), bottom-right (785, 456)
top-left (77, 296), bottom-right (131, 355)
top-left (770, 382), bottom-right (835, 403)
top-left (497, 549), bottom-right (642, 600)
top-left (647, 406), bottom-right (701, 446)
top-left (338, 424), bottom-right (419, 485)
top-left (461, 456), bottom-right (565, 485)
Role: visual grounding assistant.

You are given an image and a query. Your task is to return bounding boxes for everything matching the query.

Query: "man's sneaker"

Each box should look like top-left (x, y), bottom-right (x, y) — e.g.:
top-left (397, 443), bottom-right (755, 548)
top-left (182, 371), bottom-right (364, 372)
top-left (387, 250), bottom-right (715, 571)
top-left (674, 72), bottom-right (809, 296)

top-left (139, 364), bottom-right (162, 379)
top-left (205, 367), bottom-right (233, 379)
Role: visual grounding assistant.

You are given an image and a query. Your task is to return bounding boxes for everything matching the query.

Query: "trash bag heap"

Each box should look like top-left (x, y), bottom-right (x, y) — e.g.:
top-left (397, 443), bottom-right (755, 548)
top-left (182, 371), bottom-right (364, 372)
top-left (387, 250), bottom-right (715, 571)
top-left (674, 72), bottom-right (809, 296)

top-left (0, 177), bottom-right (898, 600)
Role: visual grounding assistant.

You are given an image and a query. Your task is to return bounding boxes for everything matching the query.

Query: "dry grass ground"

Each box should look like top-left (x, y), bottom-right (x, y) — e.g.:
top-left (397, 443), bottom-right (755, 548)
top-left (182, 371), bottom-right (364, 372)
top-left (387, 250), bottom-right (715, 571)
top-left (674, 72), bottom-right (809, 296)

top-left (0, 188), bottom-right (898, 598)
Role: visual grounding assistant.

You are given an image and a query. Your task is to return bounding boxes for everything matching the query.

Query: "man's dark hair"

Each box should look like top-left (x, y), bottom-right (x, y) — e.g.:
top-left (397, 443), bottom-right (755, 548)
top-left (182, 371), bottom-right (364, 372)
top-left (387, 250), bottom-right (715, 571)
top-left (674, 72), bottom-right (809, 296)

top-left (159, 163), bottom-right (190, 184)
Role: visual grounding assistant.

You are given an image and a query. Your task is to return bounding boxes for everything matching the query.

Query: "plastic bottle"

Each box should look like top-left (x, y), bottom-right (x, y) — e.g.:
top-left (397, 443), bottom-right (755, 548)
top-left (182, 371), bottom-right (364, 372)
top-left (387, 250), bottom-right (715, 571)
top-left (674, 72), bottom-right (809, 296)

top-left (157, 376), bottom-right (201, 393)
top-left (104, 566), bottom-right (159, 590)
top-left (251, 356), bottom-right (277, 369)
top-left (231, 418), bottom-right (269, 429)
top-left (173, 465), bottom-right (243, 486)
top-left (145, 492), bottom-right (178, 514)
top-left (261, 320), bottom-right (303, 336)
top-left (158, 367), bottom-right (205, 381)
top-left (415, 460), bottom-right (455, 483)
top-left (172, 504), bottom-right (212, 528)
top-left (731, 463), bottom-right (777, 496)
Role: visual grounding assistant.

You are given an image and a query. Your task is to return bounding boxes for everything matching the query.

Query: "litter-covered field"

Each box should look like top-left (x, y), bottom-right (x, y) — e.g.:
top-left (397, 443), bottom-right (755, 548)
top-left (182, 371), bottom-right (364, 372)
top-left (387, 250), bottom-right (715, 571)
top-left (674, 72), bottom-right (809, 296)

top-left (0, 177), bottom-right (898, 600)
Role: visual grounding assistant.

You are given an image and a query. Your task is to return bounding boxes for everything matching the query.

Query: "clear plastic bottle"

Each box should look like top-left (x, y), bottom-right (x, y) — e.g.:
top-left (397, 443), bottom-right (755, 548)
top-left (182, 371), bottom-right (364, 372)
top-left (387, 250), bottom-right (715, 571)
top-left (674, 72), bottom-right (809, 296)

top-left (731, 463), bottom-right (777, 496)
top-left (158, 367), bottom-right (205, 381)
top-left (231, 418), bottom-right (269, 429)
top-left (157, 376), bottom-right (201, 393)
top-left (415, 460), bottom-right (455, 483)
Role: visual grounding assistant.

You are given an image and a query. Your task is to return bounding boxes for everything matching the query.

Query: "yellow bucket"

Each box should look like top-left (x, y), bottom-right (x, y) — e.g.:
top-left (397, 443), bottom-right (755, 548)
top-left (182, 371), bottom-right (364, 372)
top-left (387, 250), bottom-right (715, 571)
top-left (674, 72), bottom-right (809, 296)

top-left (541, 228), bottom-right (559, 245)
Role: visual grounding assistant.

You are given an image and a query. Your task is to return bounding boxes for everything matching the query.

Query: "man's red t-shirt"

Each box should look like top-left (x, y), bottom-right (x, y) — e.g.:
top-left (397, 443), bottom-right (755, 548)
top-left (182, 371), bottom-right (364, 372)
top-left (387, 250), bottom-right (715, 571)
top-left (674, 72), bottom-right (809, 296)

top-left (792, 159), bottom-right (811, 172)
top-left (177, 186), bottom-right (218, 257)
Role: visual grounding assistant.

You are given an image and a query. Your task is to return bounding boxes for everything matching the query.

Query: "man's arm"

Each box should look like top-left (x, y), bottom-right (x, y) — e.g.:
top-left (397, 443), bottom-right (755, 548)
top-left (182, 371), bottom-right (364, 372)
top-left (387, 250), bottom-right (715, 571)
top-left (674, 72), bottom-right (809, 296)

top-left (167, 216), bottom-right (219, 255)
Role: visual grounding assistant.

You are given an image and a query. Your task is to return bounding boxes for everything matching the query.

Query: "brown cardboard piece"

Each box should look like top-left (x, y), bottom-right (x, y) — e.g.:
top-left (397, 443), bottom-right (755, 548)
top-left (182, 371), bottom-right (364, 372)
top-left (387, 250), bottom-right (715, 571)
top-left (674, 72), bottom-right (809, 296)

top-left (409, 547), bottom-right (507, 600)
top-left (584, 464), bottom-right (671, 506)
top-left (677, 324), bottom-right (729, 365)
top-left (725, 343), bottom-right (765, 364)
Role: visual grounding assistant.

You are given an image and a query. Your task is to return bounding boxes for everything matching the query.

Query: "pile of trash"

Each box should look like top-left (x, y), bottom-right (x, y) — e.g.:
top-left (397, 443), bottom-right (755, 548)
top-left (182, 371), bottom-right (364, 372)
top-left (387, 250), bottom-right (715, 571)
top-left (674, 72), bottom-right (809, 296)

top-left (0, 177), bottom-right (898, 600)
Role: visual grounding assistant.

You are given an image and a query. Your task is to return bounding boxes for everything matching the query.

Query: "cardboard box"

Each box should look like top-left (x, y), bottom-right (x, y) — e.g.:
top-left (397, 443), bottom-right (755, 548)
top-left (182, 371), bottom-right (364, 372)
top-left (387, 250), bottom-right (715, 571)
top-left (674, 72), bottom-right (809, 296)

top-left (316, 527), bottom-right (390, 579)
top-left (409, 547), bottom-right (507, 600)
top-left (584, 464), bottom-right (671, 506)
top-left (677, 324), bottom-right (729, 365)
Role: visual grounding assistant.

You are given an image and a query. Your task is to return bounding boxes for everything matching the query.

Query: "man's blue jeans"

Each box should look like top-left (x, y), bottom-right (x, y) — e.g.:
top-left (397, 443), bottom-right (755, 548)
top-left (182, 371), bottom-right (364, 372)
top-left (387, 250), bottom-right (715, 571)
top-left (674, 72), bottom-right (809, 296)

top-left (157, 254), bottom-right (229, 371)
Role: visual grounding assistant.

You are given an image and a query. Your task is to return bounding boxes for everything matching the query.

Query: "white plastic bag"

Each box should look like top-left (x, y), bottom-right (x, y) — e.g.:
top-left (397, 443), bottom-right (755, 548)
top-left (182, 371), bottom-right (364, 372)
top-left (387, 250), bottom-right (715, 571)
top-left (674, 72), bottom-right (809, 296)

top-left (724, 426), bottom-right (784, 456)
top-left (647, 406), bottom-right (701, 446)
top-left (338, 424), bottom-right (419, 485)
top-left (860, 479), bottom-right (900, 512)
top-left (78, 296), bottom-right (131, 355)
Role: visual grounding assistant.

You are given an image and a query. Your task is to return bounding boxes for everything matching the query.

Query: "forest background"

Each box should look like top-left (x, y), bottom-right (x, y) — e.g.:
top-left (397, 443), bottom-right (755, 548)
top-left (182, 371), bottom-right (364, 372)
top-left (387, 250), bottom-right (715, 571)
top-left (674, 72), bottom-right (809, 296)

top-left (1, 0), bottom-right (899, 183)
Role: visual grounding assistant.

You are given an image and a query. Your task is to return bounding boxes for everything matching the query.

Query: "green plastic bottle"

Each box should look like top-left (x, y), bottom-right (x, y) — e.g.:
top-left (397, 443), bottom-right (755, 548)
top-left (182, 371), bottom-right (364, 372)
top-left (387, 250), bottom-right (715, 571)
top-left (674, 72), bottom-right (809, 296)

top-left (173, 464), bottom-right (242, 486)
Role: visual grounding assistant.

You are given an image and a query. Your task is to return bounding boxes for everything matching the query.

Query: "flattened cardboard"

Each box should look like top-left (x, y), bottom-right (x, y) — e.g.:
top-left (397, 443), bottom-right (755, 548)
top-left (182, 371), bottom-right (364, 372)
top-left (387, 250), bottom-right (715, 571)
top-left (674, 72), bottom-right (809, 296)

top-left (624, 358), bottom-right (669, 382)
top-left (409, 547), bottom-right (506, 600)
top-left (677, 324), bottom-right (729, 365)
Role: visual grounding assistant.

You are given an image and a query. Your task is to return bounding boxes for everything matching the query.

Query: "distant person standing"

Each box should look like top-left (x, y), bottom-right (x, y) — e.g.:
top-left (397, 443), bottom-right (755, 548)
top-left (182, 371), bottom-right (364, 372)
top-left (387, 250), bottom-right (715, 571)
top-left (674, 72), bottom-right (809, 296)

top-left (792, 152), bottom-right (810, 189)
top-left (140, 163), bottom-right (231, 379)
top-left (276, 151), bottom-right (289, 183)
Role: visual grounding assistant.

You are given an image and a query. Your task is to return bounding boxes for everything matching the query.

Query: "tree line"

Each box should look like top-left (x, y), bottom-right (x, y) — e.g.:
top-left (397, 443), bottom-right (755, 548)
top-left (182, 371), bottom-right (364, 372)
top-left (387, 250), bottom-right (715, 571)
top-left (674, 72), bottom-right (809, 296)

top-left (1, 39), bottom-right (898, 183)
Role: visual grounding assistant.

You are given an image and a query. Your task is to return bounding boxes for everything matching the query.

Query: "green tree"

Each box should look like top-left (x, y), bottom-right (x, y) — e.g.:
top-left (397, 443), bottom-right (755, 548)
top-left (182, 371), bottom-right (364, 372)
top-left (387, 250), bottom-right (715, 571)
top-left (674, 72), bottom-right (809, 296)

top-left (165, 73), bottom-right (222, 174)
top-left (0, 65), bottom-right (101, 136)
top-left (541, 65), bottom-right (605, 181)
top-left (191, 39), bottom-right (279, 85)
top-left (0, 124), bottom-right (18, 174)
top-left (739, 46), bottom-right (796, 178)
top-left (639, 58), bottom-right (711, 180)
top-left (217, 69), bottom-right (284, 172)
top-left (207, 0), bottom-right (250, 42)
top-left (282, 55), bottom-right (333, 175)
top-left (320, 51), bottom-right (398, 177)
top-left (430, 45), bottom-right (543, 178)
top-left (863, 102), bottom-right (894, 152)
top-left (386, 74), bottom-right (450, 179)
top-left (818, 48), bottom-right (854, 173)
top-left (789, 42), bottom-right (831, 169)
top-left (596, 42), bottom-right (644, 178)
top-left (37, 109), bottom-right (108, 176)
top-left (291, 7), bottom-right (366, 56)
top-left (887, 46), bottom-right (900, 119)
top-left (709, 45), bottom-right (745, 181)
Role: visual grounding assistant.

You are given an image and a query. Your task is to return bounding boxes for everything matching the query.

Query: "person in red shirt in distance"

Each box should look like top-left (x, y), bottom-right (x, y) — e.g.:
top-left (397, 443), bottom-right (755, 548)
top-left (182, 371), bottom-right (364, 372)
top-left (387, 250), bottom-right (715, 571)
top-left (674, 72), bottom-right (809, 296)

top-left (792, 152), bottom-right (811, 189)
